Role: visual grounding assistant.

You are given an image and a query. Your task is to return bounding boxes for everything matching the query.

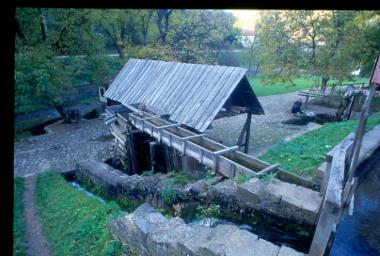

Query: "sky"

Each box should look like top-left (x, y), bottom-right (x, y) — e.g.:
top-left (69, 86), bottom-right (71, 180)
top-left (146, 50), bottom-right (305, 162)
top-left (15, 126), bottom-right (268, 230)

top-left (225, 9), bottom-right (261, 33)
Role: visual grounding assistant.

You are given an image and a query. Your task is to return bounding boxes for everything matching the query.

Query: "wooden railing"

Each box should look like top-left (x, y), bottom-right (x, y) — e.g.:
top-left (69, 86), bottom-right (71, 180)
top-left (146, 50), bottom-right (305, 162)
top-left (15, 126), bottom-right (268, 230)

top-left (309, 134), bottom-right (357, 256)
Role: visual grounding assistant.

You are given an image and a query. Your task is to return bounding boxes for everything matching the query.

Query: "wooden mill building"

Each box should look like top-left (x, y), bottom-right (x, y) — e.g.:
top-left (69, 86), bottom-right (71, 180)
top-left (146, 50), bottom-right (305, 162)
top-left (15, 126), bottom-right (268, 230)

top-left (103, 58), bottom-right (291, 180)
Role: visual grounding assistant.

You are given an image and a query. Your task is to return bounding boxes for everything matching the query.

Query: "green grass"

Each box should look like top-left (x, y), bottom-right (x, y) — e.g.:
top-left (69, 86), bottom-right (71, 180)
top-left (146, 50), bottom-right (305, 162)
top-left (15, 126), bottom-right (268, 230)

top-left (259, 113), bottom-right (380, 178)
top-left (248, 76), bottom-right (369, 97)
top-left (75, 172), bottom-right (142, 213)
top-left (35, 171), bottom-right (136, 256)
top-left (13, 177), bottom-right (26, 256)
top-left (166, 170), bottom-right (195, 185)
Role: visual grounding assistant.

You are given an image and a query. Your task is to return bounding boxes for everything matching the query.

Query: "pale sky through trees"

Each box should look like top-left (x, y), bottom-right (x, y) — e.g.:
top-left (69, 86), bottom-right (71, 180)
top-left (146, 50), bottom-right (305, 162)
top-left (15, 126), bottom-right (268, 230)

top-left (225, 9), bottom-right (261, 33)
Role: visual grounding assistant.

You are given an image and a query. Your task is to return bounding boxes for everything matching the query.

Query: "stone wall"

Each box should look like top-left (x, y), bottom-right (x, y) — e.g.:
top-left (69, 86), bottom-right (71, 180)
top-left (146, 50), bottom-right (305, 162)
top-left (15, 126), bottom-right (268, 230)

top-left (76, 159), bottom-right (321, 226)
top-left (109, 203), bottom-right (305, 256)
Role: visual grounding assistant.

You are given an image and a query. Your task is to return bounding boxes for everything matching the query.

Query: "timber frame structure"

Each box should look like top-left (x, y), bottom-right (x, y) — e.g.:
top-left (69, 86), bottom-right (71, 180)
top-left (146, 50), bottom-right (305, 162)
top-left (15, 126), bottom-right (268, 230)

top-left (103, 58), bottom-right (315, 188)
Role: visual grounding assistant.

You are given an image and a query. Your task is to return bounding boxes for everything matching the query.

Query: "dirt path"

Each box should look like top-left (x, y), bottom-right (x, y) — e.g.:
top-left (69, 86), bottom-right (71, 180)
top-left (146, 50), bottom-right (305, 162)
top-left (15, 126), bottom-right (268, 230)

top-left (23, 175), bottom-right (50, 256)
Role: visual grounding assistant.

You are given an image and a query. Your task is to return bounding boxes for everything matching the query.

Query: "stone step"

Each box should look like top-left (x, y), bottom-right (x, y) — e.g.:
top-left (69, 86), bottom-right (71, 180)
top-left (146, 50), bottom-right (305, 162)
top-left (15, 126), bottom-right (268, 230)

top-left (109, 203), bottom-right (305, 256)
top-left (237, 177), bottom-right (322, 225)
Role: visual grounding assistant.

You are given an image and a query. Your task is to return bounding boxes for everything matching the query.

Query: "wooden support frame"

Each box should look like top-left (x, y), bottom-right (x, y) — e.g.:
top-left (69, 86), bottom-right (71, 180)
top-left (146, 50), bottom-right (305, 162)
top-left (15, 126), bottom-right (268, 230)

top-left (236, 112), bottom-right (252, 153)
top-left (256, 163), bottom-right (280, 176)
top-left (182, 134), bottom-right (205, 140)
top-left (214, 146), bottom-right (239, 155)
top-left (157, 123), bottom-right (181, 130)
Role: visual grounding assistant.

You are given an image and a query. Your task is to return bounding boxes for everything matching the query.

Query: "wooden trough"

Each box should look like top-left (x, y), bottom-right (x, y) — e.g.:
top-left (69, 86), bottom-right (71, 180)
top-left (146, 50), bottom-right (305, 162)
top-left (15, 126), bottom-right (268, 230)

top-left (106, 105), bottom-right (317, 190)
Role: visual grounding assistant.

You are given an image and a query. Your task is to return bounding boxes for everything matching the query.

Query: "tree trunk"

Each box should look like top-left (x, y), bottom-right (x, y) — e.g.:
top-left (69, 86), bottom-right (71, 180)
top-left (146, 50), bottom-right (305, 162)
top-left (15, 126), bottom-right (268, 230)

top-left (321, 77), bottom-right (329, 95)
top-left (254, 64), bottom-right (260, 76)
top-left (156, 9), bottom-right (172, 44)
top-left (40, 15), bottom-right (47, 41)
top-left (115, 42), bottom-right (125, 59)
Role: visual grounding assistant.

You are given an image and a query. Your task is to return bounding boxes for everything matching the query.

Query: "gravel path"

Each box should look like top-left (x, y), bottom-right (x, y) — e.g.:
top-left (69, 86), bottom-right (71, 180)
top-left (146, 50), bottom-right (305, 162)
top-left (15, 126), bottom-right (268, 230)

top-left (23, 175), bottom-right (50, 256)
top-left (14, 118), bottom-right (113, 177)
top-left (205, 91), bottom-right (323, 156)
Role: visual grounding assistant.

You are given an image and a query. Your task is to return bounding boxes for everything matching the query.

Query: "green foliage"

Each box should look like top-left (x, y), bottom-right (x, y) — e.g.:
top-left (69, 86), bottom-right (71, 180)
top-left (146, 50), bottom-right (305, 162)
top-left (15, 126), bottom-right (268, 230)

top-left (255, 10), bottom-right (379, 88)
top-left (233, 172), bottom-right (255, 185)
top-left (35, 171), bottom-right (137, 255)
top-left (141, 170), bottom-right (154, 176)
top-left (13, 177), bottom-right (26, 256)
top-left (161, 180), bottom-right (177, 205)
top-left (167, 170), bottom-right (194, 185)
top-left (196, 204), bottom-right (221, 225)
top-left (15, 46), bottom-right (71, 114)
top-left (258, 172), bottom-right (277, 182)
top-left (76, 173), bottom-right (141, 212)
top-left (259, 113), bottom-right (380, 178)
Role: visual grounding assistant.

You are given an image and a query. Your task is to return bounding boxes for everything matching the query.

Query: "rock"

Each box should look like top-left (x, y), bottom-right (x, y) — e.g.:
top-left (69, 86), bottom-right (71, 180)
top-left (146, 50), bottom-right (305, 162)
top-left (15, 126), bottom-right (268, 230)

top-left (187, 179), bottom-right (209, 196)
top-left (278, 245), bottom-right (305, 256)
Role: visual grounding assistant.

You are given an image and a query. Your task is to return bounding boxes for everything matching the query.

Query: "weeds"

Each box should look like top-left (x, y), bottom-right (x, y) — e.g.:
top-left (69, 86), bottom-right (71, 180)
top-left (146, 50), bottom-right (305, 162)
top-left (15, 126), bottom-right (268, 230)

top-left (167, 170), bottom-right (194, 185)
top-left (161, 180), bottom-right (177, 205)
top-left (196, 204), bottom-right (221, 226)
top-left (233, 172), bottom-right (255, 185)
top-left (258, 172), bottom-right (277, 182)
top-left (141, 170), bottom-right (154, 176)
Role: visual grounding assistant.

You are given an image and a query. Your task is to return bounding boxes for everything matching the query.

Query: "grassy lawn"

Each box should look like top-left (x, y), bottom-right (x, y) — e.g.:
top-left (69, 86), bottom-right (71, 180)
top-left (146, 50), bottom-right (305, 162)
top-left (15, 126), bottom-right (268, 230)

top-left (259, 113), bottom-right (380, 178)
top-left (35, 171), bottom-right (136, 256)
top-left (14, 177), bottom-right (26, 256)
top-left (248, 76), bottom-right (369, 97)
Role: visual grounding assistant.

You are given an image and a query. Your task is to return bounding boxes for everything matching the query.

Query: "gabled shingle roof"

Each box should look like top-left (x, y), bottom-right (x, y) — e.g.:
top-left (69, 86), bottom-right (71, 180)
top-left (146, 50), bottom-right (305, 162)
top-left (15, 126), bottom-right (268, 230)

top-left (105, 58), bottom-right (263, 132)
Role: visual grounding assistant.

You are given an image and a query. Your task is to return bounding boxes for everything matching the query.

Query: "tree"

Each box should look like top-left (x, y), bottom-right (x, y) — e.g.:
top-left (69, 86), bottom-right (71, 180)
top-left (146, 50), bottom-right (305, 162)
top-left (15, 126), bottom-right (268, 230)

top-left (155, 9), bottom-right (173, 44)
top-left (15, 8), bottom-right (103, 114)
top-left (255, 10), bottom-right (379, 91)
top-left (168, 10), bottom-right (240, 63)
top-left (138, 9), bottom-right (154, 45)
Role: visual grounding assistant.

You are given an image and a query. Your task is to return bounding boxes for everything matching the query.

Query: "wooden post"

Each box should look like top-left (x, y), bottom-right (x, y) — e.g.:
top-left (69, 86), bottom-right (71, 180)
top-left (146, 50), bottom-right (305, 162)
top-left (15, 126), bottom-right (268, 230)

top-left (305, 94), bottom-right (309, 109)
top-left (237, 117), bottom-right (249, 147)
top-left (244, 112), bottom-right (252, 154)
top-left (127, 122), bottom-right (138, 174)
top-left (309, 147), bottom-right (346, 256)
top-left (346, 94), bottom-right (357, 120)
top-left (112, 139), bottom-right (119, 167)
top-left (149, 141), bottom-right (157, 173)
top-left (347, 83), bottom-right (377, 181)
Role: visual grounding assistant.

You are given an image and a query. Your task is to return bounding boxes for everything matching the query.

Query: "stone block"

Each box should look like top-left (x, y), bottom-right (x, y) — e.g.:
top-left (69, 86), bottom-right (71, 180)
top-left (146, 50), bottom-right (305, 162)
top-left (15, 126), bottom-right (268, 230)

top-left (278, 245), bottom-right (305, 256)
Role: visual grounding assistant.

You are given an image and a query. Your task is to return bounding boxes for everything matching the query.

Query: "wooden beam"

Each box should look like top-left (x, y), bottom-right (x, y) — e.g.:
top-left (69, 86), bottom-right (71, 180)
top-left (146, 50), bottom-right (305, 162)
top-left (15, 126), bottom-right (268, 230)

top-left (105, 116), bottom-right (117, 125)
top-left (325, 146), bottom-right (345, 208)
top-left (157, 123), bottom-right (181, 130)
top-left (181, 134), bottom-right (205, 140)
top-left (256, 164), bottom-right (280, 176)
top-left (214, 146), bottom-right (239, 155)
top-left (309, 202), bottom-right (340, 256)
